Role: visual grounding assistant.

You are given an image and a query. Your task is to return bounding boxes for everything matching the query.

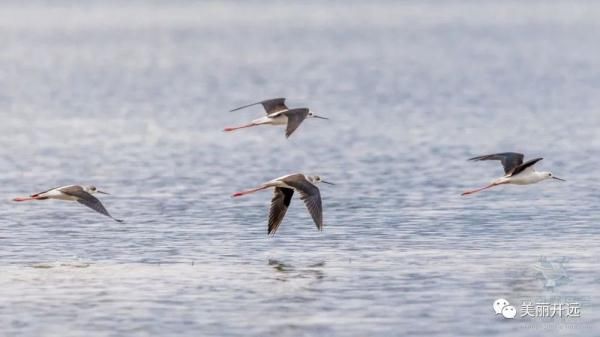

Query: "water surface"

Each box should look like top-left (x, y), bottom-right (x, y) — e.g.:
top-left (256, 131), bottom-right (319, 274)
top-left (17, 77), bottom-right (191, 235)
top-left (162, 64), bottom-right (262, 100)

top-left (1, 1), bottom-right (600, 336)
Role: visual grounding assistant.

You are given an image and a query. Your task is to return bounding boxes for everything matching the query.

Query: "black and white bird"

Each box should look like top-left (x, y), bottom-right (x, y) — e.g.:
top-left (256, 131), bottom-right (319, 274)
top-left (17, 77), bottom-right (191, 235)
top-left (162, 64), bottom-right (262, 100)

top-left (462, 152), bottom-right (565, 195)
top-left (232, 173), bottom-right (333, 235)
top-left (224, 98), bottom-right (328, 138)
top-left (13, 185), bottom-right (123, 222)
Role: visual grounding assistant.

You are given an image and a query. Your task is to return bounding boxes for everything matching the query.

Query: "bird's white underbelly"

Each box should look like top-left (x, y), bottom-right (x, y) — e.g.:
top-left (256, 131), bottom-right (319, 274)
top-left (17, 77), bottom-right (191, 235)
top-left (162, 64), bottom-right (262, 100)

top-left (508, 173), bottom-right (543, 185)
top-left (253, 114), bottom-right (288, 126)
top-left (40, 190), bottom-right (78, 201)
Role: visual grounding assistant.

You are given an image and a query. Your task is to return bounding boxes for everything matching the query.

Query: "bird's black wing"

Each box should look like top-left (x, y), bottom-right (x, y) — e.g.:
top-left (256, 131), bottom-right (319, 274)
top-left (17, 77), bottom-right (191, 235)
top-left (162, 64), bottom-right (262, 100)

top-left (282, 108), bottom-right (309, 138)
top-left (285, 177), bottom-right (323, 231)
top-left (268, 187), bottom-right (294, 235)
top-left (468, 152), bottom-right (525, 175)
top-left (60, 186), bottom-right (123, 222)
top-left (510, 158), bottom-right (544, 176)
top-left (230, 98), bottom-right (288, 115)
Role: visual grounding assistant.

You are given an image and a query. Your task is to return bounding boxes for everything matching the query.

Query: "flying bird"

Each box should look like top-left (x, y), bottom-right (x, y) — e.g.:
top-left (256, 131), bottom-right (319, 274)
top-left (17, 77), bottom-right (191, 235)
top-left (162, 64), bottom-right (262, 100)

top-left (232, 173), bottom-right (333, 235)
top-left (224, 97), bottom-right (328, 138)
top-left (462, 152), bottom-right (565, 196)
top-left (13, 185), bottom-right (123, 222)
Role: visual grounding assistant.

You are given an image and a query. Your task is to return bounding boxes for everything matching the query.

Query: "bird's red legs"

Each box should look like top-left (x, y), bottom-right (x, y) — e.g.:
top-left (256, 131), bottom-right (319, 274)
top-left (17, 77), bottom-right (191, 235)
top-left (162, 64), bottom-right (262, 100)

top-left (232, 186), bottom-right (269, 197)
top-left (461, 182), bottom-right (506, 196)
top-left (223, 123), bottom-right (258, 132)
top-left (13, 196), bottom-right (41, 202)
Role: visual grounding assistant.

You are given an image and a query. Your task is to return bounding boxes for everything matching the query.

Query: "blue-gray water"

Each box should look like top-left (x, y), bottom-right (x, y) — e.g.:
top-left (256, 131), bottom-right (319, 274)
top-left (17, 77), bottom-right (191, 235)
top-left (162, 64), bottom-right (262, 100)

top-left (1, 1), bottom-right (600, 336)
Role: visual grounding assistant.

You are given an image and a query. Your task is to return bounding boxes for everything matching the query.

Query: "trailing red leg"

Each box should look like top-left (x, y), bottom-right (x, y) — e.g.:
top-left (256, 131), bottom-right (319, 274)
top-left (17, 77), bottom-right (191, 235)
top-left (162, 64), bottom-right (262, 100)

top-left (13, 196), bottom-right (41, 202)
top-left (224, 123), bottom-right (257, 132)
top-left (232, 186), bottom-right (269, 197)
top-left (461, 183), bottom-right (501, 196)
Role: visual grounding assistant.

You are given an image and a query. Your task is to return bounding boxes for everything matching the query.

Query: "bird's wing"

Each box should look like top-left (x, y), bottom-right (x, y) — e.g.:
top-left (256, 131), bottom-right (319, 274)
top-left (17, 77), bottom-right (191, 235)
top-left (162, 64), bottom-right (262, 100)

top-left (468, 152), bottom-right (524, 175)
top-left (510, 158), bottom-right (543, 176)
top-left (284, 175), bottom-right (323, 230)
top-left (60, 186), bottom-right (123, 222)
top-left (57, 185), bottom-right (86, 195)
top-left (31, 185), bottom-right (65, 197)
top-left (268, 187), bottom-right (294, 235)
top-left (230, 98), bottom-right (287, 115)
top-left (282, 108), bottom-right (309, 138)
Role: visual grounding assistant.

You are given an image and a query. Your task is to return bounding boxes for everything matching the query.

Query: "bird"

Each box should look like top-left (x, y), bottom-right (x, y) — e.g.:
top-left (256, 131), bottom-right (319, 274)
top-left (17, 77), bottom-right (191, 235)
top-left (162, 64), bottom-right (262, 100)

top-left (13, 185), bottom-right (123, 222)
top-left (232, 173), bottom-right (334, 235)
top-left (461, 152), bottom-right (565, 195)
top-left (224, 97), bottom-right (328, 138)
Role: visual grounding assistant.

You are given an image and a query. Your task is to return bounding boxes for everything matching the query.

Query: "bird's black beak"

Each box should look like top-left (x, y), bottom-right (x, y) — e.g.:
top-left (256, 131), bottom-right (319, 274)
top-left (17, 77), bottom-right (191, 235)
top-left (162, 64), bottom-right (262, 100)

top-left (321, 180), bottom-right (335, 185)
top-left (552, 177), bottom-right (566, 182)
top-left (97, 190), bottom-right (110, 194)
top-left (313, 114), bottom-right (329, 120)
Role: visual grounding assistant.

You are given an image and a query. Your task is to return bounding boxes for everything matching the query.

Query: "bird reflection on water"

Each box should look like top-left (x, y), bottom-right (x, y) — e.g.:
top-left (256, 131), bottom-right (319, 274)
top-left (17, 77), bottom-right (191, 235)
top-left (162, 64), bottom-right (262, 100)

top-left (268, 259), bottom-right (326, 283)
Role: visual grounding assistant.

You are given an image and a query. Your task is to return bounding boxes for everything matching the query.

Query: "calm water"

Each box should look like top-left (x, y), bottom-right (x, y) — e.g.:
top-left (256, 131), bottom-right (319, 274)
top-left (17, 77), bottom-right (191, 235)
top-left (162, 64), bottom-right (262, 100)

top-left (1, 1), bottom-right (600, 336)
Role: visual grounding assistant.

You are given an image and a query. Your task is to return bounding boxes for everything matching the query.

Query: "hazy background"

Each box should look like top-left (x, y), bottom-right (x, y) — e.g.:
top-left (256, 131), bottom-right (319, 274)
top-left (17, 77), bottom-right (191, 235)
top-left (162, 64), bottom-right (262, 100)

top-left (1, 1), bottom-right (599, 336)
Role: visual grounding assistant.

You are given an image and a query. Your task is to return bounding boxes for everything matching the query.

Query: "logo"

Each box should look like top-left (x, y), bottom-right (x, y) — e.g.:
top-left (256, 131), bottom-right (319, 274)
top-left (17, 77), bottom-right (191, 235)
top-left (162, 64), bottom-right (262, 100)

top-left (493, 298), bottom-right (517, 319)
top-left (493, 297), bottom-right (584, 320)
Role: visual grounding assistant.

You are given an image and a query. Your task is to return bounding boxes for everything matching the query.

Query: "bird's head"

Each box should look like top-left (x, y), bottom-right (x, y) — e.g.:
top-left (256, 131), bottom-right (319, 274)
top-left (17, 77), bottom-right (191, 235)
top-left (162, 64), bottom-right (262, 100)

top-left (85, 185), bottom-right (110, 194)
top-left (541, 172), bottom-right (566, 182)
top-left (308, 175), bottom-right (335, 185)
top-left (307, 111), bottom-right (329, 120)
